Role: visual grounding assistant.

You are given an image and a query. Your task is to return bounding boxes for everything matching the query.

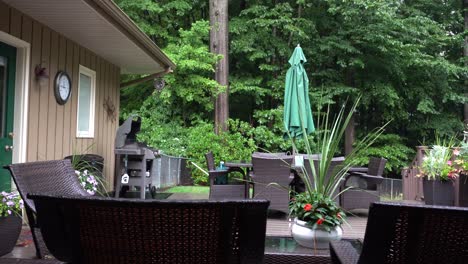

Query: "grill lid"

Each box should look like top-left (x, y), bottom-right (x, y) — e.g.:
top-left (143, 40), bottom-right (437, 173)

top-left (115, 115), bottom-right (141, 148)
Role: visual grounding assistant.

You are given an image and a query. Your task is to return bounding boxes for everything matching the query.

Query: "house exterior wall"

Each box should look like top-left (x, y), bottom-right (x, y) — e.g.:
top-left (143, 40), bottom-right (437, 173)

top-left (0, 2), bottom-right (120, 189)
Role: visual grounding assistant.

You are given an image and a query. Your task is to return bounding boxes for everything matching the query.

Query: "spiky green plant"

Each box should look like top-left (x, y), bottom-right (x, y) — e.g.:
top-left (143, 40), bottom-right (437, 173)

top-left (289, 97), bottom-right (388, 228)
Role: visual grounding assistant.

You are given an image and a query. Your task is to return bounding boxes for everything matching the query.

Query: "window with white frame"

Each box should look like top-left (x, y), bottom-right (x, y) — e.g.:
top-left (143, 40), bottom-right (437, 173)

top-left (76, 65), bottom-right (96, 138)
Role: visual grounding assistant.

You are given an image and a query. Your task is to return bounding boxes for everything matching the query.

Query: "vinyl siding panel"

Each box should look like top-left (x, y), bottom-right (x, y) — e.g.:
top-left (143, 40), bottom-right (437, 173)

top-left (2, 4), bottom-right (120, 189)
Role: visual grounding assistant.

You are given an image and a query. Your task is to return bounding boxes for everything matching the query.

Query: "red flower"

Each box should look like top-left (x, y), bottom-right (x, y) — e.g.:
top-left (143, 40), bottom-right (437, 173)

top-left (317, 218), bottom-right (324, 225)
top-left (337, 213), bottom-right (342, 219)
top-left (304, 204), bottom-right (312, 211)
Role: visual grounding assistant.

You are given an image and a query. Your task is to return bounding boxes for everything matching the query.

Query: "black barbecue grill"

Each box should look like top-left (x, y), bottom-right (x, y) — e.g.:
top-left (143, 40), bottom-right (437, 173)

top-left (114, 115), bottom-right (155, 199)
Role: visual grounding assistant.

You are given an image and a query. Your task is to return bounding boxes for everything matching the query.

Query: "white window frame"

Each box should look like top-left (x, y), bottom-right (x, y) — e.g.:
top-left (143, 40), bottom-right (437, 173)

top-left (76, 65), bottom-right (96, 138)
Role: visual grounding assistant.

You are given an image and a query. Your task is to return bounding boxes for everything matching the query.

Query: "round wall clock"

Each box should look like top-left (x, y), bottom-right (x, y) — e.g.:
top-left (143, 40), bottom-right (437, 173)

top-left (54, 71), bottom-right (72, 105)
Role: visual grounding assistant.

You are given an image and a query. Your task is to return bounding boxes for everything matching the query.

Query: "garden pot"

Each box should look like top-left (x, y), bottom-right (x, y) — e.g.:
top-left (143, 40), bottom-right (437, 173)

top-left (423, 178), bottom-right (454, 206)
top-left (291, 218), bottom-right (342, 249)
top-left (458, 174), bottom-right (468, 207)
top-left (0, 215), bottom-right (22, 256)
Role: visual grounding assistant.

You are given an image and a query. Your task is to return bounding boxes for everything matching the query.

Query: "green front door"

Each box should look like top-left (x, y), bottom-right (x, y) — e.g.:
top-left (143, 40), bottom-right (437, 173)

top-left (0, 42), bottom-right (16, 192)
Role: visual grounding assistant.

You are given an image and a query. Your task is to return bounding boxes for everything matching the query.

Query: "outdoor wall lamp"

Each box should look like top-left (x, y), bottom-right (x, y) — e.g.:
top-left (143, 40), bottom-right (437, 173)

top-left (34, 64), bottom-right (49, 87)
top-left (154, 78), bottom-right (165, 92)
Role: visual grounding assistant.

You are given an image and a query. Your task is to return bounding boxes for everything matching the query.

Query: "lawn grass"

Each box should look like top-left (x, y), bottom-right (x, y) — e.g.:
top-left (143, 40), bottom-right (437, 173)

top-left (380, 193), bottom-right (403, 201)
top-left (164, 186), bottom-right (209, 194)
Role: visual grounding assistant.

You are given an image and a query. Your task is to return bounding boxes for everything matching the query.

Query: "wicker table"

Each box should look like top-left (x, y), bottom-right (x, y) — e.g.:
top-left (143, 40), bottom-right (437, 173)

top-left (225, 161), bottom-right (253, 198)
top-left (264, 236), bottom-right (362, 264)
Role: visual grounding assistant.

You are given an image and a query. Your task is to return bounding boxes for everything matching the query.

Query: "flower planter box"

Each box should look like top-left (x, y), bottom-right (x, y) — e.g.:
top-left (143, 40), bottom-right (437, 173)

top-left (423, 178), bottom-right (454, 206)
top-left (0, 215), bottom-right (22, 256)
top-left (458, 174), bottom-right (468, 207)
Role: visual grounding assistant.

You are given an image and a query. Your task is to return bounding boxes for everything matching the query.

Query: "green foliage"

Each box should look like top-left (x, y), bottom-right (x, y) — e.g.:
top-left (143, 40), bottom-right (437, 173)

top-left (185, 121), bottom-right (257, 185)
top-left (120, 20), bottom-right (219, 124)
top-left (116, 0), bottom-right (467, 184)
top-left (353, 134), bottom-right (415, 176)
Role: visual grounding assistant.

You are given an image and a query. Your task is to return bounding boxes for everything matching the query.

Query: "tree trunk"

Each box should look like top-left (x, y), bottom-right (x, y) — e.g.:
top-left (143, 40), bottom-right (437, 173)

top-left (345, 114), bottom-right (355, 155)
top-left (210, 0), bottom-right (229, 133)
top-left (464, 0), bottom-right (468, 123)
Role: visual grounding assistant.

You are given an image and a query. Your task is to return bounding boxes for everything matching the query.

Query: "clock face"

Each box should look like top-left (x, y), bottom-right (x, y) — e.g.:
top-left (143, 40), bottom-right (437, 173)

top-left (54, 71), bottom-right (71, 105)
top-left (59, 76), bottom-right (70, 100)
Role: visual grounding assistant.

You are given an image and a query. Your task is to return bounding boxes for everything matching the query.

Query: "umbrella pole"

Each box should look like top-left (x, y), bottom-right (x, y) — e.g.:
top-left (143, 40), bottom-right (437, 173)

top-left (292, 138), bottom-right (296, 155)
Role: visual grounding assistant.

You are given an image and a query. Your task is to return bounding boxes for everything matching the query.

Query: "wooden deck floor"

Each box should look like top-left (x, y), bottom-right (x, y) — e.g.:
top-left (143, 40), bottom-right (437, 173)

top-left (169, 193), bottom-right (368, 239)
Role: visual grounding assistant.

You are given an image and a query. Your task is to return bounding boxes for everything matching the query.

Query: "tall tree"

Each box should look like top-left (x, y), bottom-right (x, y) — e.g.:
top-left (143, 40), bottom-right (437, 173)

top-left (210, 0), bottom-right (229, 133)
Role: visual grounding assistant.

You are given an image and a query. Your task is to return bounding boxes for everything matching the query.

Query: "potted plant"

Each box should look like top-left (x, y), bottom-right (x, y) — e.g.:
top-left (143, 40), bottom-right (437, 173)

top-left (453, 142), bottom-right (468, 206)
top-left (66, 152), bottom-right (108, 196)
top-left (288, 99), bottom-right (386, 248)
top-left (417, 145), bottom-right (458, 206)
top-left (0, 191), bottom-right (23, 256)
top-left (75, 170), bottom-right (100, 195)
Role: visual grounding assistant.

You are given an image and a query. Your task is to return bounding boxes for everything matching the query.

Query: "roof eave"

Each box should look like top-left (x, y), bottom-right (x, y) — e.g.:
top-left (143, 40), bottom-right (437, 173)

top-left (84, 0), bottom-right (176, 71)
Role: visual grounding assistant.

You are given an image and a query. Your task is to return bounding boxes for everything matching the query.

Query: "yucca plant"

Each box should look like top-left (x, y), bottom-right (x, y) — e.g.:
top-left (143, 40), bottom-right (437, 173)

top-left (289, 97), bottom-right (388, 229)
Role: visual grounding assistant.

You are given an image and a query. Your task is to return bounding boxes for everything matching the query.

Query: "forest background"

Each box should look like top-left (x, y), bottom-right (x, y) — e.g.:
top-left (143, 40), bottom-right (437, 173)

top-left (115, 0), bottom-right (467, 184)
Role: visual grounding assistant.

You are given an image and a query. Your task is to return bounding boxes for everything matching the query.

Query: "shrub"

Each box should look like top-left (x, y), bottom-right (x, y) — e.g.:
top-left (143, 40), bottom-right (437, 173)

top-left (353, 134), bottom-right (414, 177)
top-left (186, 121), bottom-right (256, 185)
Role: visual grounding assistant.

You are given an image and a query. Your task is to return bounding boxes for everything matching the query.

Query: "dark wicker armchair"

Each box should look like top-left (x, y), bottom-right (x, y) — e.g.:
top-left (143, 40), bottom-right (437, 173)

top-left (293, 156), bottom-right (345, 195)
top-left (6, 160), bottom-right (89, 259)
top-left (251, 154), bottom-right (294, 214)
top-left (330, 202), bottom-right (468, 264)
top-left (28, 194), bottom-right (269, 264)
top-left (205, 152), bottom-right (247, 199)
top-left (340, 157), bottom-right (387, 211)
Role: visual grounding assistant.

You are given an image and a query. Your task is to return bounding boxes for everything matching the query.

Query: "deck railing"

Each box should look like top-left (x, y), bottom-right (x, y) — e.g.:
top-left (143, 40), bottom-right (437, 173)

top-left (401, 146), bottom-right (428, 201)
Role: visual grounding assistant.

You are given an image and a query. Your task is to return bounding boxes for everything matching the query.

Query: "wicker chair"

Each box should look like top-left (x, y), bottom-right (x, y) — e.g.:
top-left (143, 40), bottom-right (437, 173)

top-left (28, 194), bottom-right (269, 264)
top-left (330, 202), bottom-right (468, 264)
top-left (205, 152), bottom-right (247, 199)
top-left (340, 157), bottom-right (387, 211)
top-left (251, 155), bottom-right (294, 214)
top-left (293, 156), bottom-right (345, 191)
top-left (6, 160), bottom-right (89, 259)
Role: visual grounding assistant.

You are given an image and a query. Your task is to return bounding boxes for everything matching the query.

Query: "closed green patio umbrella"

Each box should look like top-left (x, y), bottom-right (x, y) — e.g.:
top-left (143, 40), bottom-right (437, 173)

top-left (283, 45), bottom-right (315, 141)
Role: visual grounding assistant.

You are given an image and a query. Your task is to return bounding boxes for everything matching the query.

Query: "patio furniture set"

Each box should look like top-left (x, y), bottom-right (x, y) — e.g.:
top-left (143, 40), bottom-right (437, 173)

top-left (2, 158), bottom-right (468, 263)
top-left (206, 152), bottom-right (388, 214)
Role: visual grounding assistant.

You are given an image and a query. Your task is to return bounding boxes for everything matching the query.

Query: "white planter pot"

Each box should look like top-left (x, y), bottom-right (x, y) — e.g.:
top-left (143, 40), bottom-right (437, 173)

top-left (291, 218), bottom-right (342, 249)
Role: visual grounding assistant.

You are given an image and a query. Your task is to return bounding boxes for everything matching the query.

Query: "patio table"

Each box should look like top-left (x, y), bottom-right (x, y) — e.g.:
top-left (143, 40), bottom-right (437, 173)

top-left (264, 236), bottom-right (362, 264)
top-left (225, 161), bottom-right (253, 198)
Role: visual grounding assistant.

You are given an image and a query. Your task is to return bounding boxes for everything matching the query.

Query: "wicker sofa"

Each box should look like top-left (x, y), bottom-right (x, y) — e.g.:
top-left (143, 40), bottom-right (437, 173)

top-left (330, 201), bottom-right (468, 263)
top-left (28, 194), bottom-right (269, 264)
top-left (340, 157), bottom-right (387, 211)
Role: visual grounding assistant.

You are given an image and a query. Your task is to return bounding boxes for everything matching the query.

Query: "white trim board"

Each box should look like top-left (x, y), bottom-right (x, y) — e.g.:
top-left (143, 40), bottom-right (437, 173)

top-left (76, 65), bottom-right (96, 138)
top-left (0, 31), bottom-right (31, 167)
